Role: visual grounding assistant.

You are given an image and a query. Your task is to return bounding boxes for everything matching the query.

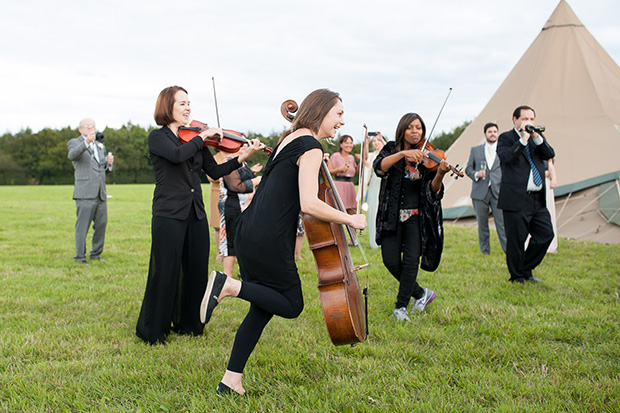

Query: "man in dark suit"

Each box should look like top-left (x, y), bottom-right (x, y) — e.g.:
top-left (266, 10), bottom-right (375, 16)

top-left (497, 106), bottom-right (555, 283)
top-left (67, 118), bottom-right (114, 263)
top-left (465, 122), bottom-right (506, 255)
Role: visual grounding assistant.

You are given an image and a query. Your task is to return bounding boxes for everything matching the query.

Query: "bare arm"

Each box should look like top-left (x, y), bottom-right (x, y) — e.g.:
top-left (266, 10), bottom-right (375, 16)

top-left (299, 149), bottom-right (366, 230)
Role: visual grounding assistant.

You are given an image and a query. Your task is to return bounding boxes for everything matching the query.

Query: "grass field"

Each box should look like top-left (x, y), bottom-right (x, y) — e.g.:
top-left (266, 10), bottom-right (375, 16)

top-left (0, 184), bottom-right (619, 412)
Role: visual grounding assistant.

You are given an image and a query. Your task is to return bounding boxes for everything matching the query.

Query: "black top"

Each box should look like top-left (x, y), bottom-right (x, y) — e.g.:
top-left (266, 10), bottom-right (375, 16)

top-left (148, 126), bottom-right (241, 220)
top-left (496, 129), bottom-right (555, 212)
top-left (235, 135), bottom-right (323, 291)
top-left (400, 164), bottom-right (422, 209)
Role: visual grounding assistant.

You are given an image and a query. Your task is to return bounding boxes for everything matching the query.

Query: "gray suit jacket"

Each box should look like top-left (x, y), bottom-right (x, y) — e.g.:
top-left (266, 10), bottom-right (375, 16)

top-left (465, 144), bottom-right (501, 200)
top-left (67, 136), bottom-right (110, 201)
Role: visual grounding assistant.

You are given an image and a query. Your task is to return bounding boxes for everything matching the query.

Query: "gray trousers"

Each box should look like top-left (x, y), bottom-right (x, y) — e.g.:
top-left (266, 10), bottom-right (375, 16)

top-left (74, 198), bottom-right (107, 260)
top-left (473, 190), bottom-right (507, 254)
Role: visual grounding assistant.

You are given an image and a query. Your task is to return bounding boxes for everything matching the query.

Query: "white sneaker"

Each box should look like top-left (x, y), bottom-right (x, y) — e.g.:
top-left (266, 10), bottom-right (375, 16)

top-left (392, 307), bottom-right (411, 322)
top-left (412, 288), bottom-right (436, 313)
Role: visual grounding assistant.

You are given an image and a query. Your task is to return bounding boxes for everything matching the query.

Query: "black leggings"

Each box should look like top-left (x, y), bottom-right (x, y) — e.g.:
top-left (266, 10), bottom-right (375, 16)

top-left (380, 216), bottom-right (424, 309)
top-left (227, 282), bottom-right (304, 373)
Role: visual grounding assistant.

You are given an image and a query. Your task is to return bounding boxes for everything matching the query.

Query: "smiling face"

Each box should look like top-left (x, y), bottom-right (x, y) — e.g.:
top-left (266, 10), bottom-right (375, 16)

top-left (403, 118), bottom-right (424, 149)
top-left (339, 136), bottom-right (354, 153)
top-left (317, 100), bottom-right (345, 140)
top-left (170, 90), bottom-right (191, 128)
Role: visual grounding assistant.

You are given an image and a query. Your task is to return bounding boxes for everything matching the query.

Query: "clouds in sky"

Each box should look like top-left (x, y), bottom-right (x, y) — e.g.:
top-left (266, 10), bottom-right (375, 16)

top-left (1, 0), bottom-right (618, 140)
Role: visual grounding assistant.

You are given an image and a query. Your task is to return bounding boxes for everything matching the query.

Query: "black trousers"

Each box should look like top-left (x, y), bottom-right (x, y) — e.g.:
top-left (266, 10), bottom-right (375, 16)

top-left (502, 191), bottom-right (554, 281)
top-left (227, 283), bottom-right (304, 373)
top-left (380, 216), bottom-right (424, 309)
top-left (136, 210), bottom-right (210, 344)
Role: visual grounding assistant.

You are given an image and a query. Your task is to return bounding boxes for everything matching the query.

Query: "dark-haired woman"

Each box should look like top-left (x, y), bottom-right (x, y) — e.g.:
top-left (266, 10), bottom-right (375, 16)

top-left (328, 134), bottom-right (358, 214)
top-left (135, 85), bottom-right (262, 345)
top-left (373, 113), bottom-right (450, 322)
top-left (200, 89), bottom-right (366, 395)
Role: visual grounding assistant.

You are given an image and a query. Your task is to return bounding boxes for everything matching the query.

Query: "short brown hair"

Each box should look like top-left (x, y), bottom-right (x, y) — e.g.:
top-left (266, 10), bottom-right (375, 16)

top-left (280, 89), bottom-right (341, 143)
top-left (154, 86), bottom-right (187, 126)
top-left (483, 122), bottom-right (498, 133)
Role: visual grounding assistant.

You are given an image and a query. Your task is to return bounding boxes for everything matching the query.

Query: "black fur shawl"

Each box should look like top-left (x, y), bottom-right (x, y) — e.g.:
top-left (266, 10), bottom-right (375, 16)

top-left (373, 141), bottom-right (444, 271)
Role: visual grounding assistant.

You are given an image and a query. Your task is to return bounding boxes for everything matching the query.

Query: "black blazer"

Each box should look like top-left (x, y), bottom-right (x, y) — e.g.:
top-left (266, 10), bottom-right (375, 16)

top-left (148, 126), bottom-right (240, 220)
top-left (496, 129), bottom-right (555, 211)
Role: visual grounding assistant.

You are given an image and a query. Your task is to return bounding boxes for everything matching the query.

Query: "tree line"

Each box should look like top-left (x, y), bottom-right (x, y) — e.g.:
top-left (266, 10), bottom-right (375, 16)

top-left (0, 121), bottom-right (468, 185)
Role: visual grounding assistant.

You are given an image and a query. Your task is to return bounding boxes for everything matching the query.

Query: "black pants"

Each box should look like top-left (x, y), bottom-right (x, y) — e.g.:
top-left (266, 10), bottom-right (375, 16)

top-left (380, 216), bottom-right (424, 309)
top-left (503, 191), bottom-right (554, 281)
top-left (136, 210), bottom-right (210, 344)
top-left (227, 283), bottom-right (304, 373)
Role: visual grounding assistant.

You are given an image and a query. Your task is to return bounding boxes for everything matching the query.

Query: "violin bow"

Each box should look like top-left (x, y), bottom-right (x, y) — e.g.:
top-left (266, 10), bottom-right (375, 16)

top-left (420, 87), bottom-right (452, 152)
top-left (212, 77), bottom-right (221, 128)
top-left (357, 124), bottom-right (370, 216)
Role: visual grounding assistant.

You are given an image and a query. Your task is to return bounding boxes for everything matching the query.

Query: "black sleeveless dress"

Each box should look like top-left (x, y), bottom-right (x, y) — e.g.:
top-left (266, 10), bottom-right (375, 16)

top-left (235, 135), bottom-right (322, 291)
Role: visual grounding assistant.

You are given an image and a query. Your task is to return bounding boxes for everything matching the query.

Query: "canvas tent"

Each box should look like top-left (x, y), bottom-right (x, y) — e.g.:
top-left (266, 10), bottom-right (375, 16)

top-left (442, 0), bottom-right (620, 244)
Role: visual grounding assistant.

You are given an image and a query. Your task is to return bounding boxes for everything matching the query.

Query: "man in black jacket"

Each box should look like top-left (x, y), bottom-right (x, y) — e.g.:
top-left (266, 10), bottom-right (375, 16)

top-left (497, 106), bottom-right (555, 283)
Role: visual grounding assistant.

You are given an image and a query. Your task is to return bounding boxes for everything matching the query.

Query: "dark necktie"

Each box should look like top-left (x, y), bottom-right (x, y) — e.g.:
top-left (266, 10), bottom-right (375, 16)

top-left (524, 143), bottom-right (542, 186)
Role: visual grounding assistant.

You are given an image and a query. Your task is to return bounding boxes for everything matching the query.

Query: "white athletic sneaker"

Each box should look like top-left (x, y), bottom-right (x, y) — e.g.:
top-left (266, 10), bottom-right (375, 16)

top-left (412, 288), bottom-right (436, 313)
top-left (393, 307), bottom-right (411, 322)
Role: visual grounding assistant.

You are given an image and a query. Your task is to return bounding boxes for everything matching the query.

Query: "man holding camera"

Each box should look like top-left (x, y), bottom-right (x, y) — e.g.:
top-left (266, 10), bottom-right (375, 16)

top-left (497, 106), bottom-right (555, 283)
top-left (67, 118), bottom-right (114, 263)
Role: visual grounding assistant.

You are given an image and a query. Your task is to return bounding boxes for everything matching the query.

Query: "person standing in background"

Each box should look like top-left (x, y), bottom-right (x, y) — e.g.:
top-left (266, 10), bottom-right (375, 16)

top-left (218, 158), bottom-right (262, 276)
top-left (208, 150), bottom-right (227, 263)
top-left (360, 132), bottom-right (386, 249)
top-left (545, 158), bottom-right (558, 253)
top-left (67, 118), bottom-right (114, 264)
top-left (465, 122), bottom-right (507, 255)
top-left (328, 135), bottom-right (358, 214)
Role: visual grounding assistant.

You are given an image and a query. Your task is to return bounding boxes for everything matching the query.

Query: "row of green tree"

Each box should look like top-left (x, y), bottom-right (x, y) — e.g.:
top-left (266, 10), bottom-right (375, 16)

top-left (0, 121), bottom-right (468, 185)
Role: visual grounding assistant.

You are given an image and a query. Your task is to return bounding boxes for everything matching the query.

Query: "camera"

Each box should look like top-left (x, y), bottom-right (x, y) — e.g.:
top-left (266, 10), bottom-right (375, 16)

top-left (368, 131), bottom-right (378, 136)
top-left (95, 131), bottom-right (105, 141)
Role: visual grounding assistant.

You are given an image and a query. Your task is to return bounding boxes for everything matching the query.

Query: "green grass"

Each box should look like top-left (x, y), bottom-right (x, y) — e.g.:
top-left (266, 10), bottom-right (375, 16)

top-left (1, 184), bottom-right (619, 412)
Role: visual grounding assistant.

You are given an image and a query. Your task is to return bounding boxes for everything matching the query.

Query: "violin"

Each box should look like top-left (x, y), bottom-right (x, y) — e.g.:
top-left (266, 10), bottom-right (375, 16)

top-left (178, 120), bottom-right (272, 154)
top-left (416, 138), bottom-right (464, 179)
top-left (412, 87), bottom-right (464, 179)
top-left (281, 99), bottom-right (368, 346)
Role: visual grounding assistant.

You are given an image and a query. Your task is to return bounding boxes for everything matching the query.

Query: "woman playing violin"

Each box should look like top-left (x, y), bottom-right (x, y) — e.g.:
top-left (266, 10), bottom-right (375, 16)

top-left (135, 85), bottom-right (262, 345)
top-left (200, 89), bottom-right (366, 395)
top-left (373, 113), bottom-right (450, 322)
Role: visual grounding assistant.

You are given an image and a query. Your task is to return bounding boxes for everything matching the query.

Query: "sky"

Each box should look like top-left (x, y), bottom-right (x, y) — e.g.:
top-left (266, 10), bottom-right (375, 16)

top-left (1, 0), bottom-right (619, 141)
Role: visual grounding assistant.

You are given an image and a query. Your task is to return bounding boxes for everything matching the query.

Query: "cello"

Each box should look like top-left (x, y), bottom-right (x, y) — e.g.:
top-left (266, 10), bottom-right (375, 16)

top-left (280, 99), bottom-right (368, 346)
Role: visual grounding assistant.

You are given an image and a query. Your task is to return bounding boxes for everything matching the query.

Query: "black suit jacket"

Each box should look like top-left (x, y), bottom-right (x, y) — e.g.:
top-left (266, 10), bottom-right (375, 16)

top-left (497, 129), bottom-right (555, 211)
top-left (148, 126), bottom-right (240, 220)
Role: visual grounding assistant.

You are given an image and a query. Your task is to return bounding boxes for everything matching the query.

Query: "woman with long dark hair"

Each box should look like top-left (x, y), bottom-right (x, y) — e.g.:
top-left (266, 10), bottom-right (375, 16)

top-left (373, 113), bottom-right (450, 322)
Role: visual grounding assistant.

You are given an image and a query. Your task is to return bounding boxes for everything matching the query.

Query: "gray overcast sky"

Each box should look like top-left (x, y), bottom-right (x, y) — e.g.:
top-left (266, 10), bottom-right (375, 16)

top-left (1, 0), bottom-right (619, 141)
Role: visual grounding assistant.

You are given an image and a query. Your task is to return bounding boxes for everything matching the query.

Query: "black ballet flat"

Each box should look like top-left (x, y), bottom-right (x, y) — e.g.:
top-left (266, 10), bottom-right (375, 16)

top-left (200, 271), bottom-right (227, 324)
top-left (216, 382), bottom-right (246, 397)
top-left (216, 382), bottom-right (232, 395)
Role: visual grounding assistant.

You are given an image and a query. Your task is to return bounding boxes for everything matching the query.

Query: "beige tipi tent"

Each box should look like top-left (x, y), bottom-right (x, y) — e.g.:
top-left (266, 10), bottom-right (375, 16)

top-left (442, 0), bottom-right (620, 244)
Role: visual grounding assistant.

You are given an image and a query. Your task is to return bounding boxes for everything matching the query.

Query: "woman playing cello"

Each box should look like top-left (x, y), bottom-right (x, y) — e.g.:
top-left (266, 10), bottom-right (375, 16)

top-left (200, 89), bottom-right (366, 395)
